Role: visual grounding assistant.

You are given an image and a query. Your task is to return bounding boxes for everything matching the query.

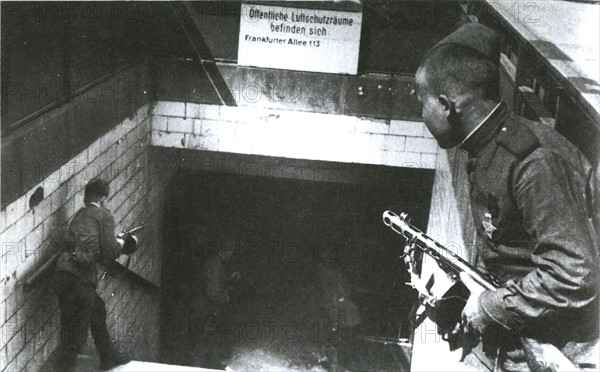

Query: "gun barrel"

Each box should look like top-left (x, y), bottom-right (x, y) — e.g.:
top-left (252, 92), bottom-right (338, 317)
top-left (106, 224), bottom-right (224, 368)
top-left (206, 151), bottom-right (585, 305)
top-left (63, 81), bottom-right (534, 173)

top-left (383, 211), bottom-right (497, 291)
top-left (383, 210), bottom-right (582, 371)
top-left (121, 223), bottom-right (147, 236)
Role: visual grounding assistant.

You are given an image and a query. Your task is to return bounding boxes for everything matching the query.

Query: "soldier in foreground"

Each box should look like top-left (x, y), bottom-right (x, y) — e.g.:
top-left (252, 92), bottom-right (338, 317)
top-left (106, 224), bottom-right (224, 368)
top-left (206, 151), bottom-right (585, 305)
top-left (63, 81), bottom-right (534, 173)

top-left (52, 179), bottom-right (132, 371)
top-left (414, 23), bottom-right (599, 370)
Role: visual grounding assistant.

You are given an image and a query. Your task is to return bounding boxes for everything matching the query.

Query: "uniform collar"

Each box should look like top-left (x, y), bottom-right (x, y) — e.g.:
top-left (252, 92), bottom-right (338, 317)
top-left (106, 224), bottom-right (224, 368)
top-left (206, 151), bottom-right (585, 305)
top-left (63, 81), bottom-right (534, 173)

top-left (460, 102), bottom-right (509, 156)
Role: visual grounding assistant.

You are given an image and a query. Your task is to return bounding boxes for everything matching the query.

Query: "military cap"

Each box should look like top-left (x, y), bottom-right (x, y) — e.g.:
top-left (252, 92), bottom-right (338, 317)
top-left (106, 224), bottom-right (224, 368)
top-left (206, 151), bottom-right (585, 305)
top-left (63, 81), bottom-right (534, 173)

top-left (427, 22), bottom-right (501, 63)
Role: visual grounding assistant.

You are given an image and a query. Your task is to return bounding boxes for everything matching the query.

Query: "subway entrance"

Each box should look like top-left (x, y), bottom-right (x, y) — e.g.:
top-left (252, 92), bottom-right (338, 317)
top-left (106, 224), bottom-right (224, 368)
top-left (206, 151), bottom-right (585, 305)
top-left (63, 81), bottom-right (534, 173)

top-left (159, 155), bottom-right (434, 371)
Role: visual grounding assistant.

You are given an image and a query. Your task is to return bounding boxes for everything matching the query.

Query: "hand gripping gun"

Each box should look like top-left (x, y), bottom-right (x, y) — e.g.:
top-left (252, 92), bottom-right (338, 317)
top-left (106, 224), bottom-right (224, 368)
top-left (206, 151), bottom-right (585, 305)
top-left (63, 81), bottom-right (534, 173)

top-left (101, 223), bottom-right (147, 280)
top-left (117, 223), bottom-right (147, 255)
top-left (382, 211), bottom-right (581, 372)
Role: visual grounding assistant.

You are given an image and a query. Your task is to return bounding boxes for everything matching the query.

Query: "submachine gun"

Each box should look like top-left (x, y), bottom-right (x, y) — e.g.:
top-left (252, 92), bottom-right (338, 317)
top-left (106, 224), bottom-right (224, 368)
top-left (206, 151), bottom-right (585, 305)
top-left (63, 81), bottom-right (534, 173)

top-left (24, 223), bottom-right (152, 292)
top-left (117, 223), bottom-right (147, 256)
top-left (382, 210), bottom-right (581, 372)
top-left (103, 223), bottom-right (158, 293)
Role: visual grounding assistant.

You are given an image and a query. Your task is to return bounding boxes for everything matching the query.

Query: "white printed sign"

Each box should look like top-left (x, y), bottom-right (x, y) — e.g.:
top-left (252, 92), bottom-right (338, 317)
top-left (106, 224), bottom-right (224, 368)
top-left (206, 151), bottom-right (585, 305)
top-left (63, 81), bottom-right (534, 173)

top-left (238, 3), bottom-right (363, 75)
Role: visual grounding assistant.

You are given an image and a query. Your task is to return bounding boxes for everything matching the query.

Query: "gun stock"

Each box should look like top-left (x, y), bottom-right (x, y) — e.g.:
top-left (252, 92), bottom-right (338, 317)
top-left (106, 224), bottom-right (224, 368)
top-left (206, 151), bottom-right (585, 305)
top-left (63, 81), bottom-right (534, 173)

top-left (382, 210), bottom-right (582, 372)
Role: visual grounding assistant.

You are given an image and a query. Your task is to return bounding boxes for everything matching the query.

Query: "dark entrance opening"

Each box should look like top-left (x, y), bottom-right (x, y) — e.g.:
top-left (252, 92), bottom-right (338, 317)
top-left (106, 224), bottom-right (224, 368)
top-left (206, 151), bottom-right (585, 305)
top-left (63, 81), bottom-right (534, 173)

top-left (159, 157), bottom-right (434, 371)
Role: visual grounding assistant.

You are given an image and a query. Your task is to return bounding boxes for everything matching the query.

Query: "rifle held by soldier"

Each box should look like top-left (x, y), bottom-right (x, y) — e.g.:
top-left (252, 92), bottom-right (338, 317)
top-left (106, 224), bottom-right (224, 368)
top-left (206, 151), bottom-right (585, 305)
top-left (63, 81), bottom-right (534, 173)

top-left (382, 210), bottom-right (582, 372)
top-left (116, 223), bottom-right (147, 255)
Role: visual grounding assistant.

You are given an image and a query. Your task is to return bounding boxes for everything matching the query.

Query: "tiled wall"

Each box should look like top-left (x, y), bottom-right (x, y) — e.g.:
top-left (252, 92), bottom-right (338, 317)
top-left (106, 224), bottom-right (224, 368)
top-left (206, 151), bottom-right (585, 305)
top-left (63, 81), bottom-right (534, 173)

top-left (1, 98), bottom-right (439, 372)
top-left (150, 102), bottom-right (439, 170)
top-left (0, 104), bottom-right (170, 371)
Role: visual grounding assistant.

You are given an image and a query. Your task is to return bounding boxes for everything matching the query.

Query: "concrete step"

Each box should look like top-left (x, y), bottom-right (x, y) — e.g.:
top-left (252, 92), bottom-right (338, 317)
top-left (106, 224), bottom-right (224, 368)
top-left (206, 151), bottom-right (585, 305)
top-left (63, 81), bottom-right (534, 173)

top-left (109, 361), bottom-right (223, 371)
top-left (44, 354), bottom-right (225, 372)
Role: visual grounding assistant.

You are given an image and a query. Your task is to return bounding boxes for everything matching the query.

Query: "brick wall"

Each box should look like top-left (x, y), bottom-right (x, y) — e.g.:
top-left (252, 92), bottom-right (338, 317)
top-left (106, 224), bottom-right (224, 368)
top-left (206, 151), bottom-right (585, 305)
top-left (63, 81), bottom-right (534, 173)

top-left (1, 92), bottom-right (438, 372)
top-left (0, 104), bottom-right (170, 371)
top-left (150, 102), bottom-right (439, 170)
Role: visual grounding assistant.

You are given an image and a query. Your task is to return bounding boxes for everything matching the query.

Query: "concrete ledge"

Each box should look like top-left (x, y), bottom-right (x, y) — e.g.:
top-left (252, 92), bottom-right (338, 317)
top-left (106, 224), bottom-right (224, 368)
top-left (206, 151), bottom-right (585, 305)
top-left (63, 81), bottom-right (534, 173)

top-left (150, 102), bottom-right (438, 170)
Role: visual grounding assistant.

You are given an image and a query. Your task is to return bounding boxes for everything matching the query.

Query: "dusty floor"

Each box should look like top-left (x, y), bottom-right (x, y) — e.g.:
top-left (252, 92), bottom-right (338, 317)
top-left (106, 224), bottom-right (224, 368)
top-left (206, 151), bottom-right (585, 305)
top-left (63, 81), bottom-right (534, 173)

top-left (186, 282), bottom-right (410, 372)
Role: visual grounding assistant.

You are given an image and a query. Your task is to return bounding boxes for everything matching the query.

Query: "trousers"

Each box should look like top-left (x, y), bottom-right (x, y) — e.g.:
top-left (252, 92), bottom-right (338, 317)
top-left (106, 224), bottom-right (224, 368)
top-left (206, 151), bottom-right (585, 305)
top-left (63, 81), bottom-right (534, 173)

top-left (53, 270), bottom-right (114, 371)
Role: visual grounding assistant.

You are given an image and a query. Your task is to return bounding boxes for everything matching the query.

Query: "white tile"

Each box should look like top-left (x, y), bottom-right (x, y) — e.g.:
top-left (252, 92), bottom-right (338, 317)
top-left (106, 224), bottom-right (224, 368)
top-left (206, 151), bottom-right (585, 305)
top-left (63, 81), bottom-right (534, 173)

top-left (23, 228), bottom-right (42, 261)
top-left (390, 120), bottom-right (425, 137)
top-left (152, 101), bottom-right (186, 117)
top-left (217, 137), bottom-right (253, 154)
top-left (102, 128), bottom-right (123, 151)
top-left (219, 105), bottom-right (261, 123)
top-left (32, 196), bottom-right (53, 228)
top-left (167, 117), bottom-right (193, 133)
top-left (192, 119), bottom-right (203, 136)
top-left (63, 197), bottom-right (78, 221)
top-left (1, 223), bottom-right (19, 250)
top-left (151, 115), bottom-right (168, 132)
top-left (136, 103), bottom-right (151, 122)
top-left (320, 115), bottom-right (357, 133)
top-left (152, 131), bottom-right (185, 148)
top-left (215, 121), bottom-right (238, 139)
top-left (58, 162), bottom-right (76, 184)
top-left (137, 116), bottom-right (151, 134)
top-left (105, 143), bottom-right (120, 168)
top-left (41, 212), bottom-right (59, 246)
top-left (420, 153), bottom-right (438, 169)
top-left (196, 120), bottom-right (234, 138)
top-left (367, 134), bottom-right (386, 150)
top-left (184, 103), bottom-right (200, 119)
top-left (113, 121), bottom-right (132, 142)
top-left (0, 210), bottom-right (7, 233)
top-left (3, 200), bottom-right (26, 232)
top-left (79, 160), bottom-right (101, 184)
top-left (356, 118), bottom-right (390, 134)
top-left (42, 169), bottom-right (63, 197)
top-left (120, 116), bottom-right (135, 134)
top-left (277, 110), bottom-right (316, 129)
top-left (421, 127), bottom-right (435, 139)
top-left (1, 240), bottom-right (25, 285)
top-left (329, 133), bottom-right (363, 162)
top-left (383, 135), bottom-right (406, 151)
top-left (69, 150), bottom-right (88, 176)
top-left (383, 151), bottom-right (422, 168)
top-left (15, 211), bottom-right (34, 243)
top-left (195, 104), bottom-right (221, 120)
top-left (405, 137), bottom-right (439, 154)
top-left (185, 134), bottom-right (219, 151)
top-left (150, 130), bottom-right (161, 146)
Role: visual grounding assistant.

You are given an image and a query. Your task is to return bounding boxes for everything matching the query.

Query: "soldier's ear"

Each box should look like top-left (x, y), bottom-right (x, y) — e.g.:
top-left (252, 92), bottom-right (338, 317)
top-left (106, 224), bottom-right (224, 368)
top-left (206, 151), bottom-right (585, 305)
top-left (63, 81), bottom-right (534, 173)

top-left (438, 95), bottom-right (456, 117)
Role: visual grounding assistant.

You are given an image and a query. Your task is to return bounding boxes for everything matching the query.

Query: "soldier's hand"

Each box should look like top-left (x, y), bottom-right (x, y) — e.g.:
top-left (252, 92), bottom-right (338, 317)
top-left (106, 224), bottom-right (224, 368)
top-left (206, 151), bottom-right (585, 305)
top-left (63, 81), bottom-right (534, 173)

top-left (460, 273), bottom-right (486, 335)
top-left (444, 322), bottom-right (462, 341)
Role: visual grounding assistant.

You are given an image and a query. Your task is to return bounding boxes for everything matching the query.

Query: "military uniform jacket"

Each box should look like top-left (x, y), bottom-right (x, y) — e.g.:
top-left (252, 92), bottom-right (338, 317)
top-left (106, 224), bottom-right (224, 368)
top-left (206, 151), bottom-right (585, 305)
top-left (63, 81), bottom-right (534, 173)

top-left (461, 103), bottom-right (599, 365)
top-left (55, 205), bottom-right (122, 285)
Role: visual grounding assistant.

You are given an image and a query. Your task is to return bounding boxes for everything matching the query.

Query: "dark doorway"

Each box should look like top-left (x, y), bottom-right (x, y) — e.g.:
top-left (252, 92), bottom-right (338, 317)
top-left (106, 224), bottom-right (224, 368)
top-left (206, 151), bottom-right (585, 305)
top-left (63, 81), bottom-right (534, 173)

top-left (160, 160), bottom-right (434, 371)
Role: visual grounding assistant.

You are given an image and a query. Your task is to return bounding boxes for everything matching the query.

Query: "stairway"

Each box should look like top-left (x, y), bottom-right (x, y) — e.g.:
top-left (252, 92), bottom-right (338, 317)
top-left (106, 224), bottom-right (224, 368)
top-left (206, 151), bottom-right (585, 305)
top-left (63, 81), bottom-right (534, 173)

top-left (109, 361), bottom-right (224, 371)
top-left (39, 354), bottom-right (226, 372)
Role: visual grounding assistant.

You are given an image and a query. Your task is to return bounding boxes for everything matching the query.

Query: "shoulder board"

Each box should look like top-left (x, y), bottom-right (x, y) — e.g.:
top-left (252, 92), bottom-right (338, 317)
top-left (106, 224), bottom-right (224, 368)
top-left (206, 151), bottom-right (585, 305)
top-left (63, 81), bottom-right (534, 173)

top-left (495, 119), bottom-right (540, 160)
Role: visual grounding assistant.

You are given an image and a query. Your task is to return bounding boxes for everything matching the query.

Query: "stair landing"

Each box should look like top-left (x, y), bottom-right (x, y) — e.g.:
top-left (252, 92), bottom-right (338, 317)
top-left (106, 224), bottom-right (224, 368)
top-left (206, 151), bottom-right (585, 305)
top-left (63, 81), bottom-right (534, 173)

top-left (109, 361), bottom-right (223, 371)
